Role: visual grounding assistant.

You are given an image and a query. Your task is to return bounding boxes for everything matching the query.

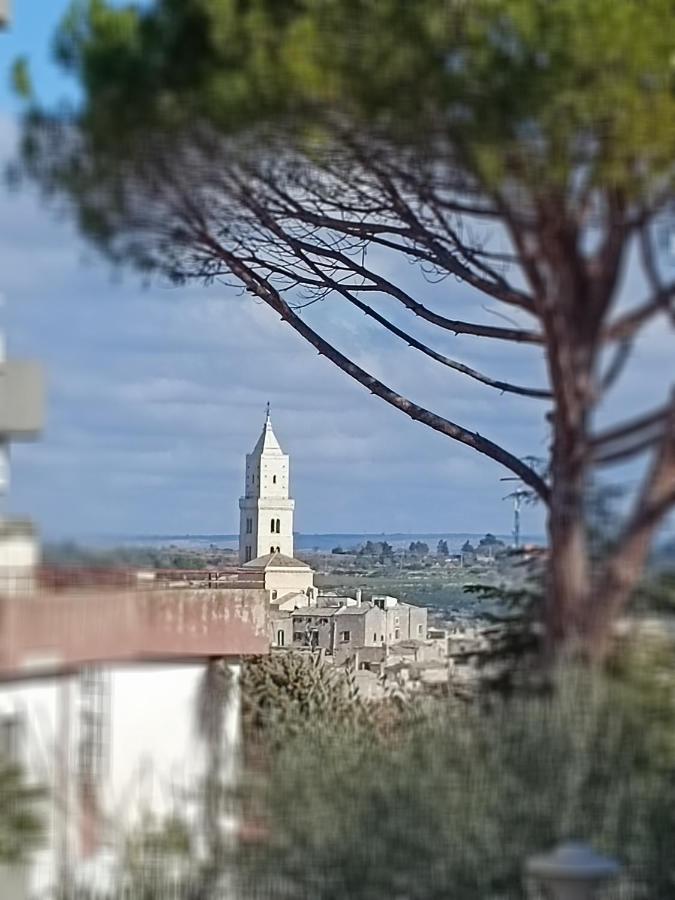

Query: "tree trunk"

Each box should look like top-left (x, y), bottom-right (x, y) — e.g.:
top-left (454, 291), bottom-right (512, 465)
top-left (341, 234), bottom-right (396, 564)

top-left (582, 404), bottom-right (675, 661)
top-left (545, 461), bottom-right (591, 656)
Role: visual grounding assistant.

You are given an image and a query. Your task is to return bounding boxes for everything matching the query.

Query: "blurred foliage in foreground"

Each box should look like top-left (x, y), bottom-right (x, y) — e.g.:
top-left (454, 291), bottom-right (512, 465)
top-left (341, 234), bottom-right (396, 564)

top-left (240, 652), bottom-right (412, 756)
top-left (105, 647), bottom-right (675, 899)
top-left (238, 661), bottom-right (675, 900)
top-left (0, 759), bottom-right (44, 864)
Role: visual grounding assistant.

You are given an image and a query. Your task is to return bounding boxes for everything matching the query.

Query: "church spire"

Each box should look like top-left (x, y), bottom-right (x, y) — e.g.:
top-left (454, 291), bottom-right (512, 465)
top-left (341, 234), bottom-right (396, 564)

top-left (239, 409), bottom-right (295, 563)
top-left (251, 405), bottom-right (283, 457)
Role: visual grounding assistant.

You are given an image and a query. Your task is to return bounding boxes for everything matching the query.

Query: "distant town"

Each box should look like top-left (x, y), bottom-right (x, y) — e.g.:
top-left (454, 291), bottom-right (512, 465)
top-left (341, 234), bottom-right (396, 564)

top-left (41, 413), bottom-right (551, 701)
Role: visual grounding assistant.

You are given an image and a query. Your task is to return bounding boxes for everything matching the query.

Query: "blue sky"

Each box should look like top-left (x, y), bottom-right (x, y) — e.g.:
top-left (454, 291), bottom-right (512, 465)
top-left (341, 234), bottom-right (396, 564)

top-left (0, 1), bottom-right (672, 543)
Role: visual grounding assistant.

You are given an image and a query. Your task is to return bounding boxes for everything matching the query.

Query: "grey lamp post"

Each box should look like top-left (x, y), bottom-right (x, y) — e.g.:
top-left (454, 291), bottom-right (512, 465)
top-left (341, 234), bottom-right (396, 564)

top-left (525, 842), bottom-right (620, 900)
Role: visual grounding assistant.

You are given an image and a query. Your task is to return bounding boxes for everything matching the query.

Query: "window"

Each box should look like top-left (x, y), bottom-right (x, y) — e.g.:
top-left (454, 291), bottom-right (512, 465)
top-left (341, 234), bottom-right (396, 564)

top-left (293, 632), bottom-right (304, 642)
top-left (276, 630), bottom-right (285, 647)
top-left (245, 546), bottom-right (252, 562)
top-left (394, 616), bottom-right (399, 625)
top-left (246, 518), bottom-right (252, 534)
top-left (340, 630), bottom-right (351, 642)
top-left (270, 518), bottom-right (276, 533)
top-left (271, 590), bottom-right (278, 601)
top-left (273, 475), bottom-right (277, 484)
top-left (276, 546), bottom-right (281, 553)
top-left (418, 624), bottom-right (423, 635)
top-left (380, 634), bottom-right (384, 642)
top-left (373, 633), bottom-right (377, 642)
top-left (395, 628), bottom-right (400, 640)
top-left (276, 518), bottom-right (281, 533)
top-left (270, 546), bottom-right (275, 554)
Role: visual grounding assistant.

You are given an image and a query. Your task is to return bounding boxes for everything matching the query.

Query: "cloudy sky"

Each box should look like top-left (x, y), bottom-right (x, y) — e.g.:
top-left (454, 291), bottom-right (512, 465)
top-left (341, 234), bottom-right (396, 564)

top-left (0, 1), bottom-right (672, 543)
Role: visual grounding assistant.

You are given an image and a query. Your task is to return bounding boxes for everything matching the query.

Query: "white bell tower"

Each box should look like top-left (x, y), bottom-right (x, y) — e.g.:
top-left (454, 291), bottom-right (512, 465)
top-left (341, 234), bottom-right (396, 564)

top-left (238, 407), bottom-right (295, 564)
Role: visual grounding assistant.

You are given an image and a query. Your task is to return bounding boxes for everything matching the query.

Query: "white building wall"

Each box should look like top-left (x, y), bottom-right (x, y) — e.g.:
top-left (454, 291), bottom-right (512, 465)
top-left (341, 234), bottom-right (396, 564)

top-left (264, 567), bottom-right (314, 599)
top-left (0, 662), bottom-right (241, 896)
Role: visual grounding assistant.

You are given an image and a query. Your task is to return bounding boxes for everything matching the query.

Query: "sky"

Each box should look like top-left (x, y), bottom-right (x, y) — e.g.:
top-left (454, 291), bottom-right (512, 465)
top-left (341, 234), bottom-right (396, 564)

top-left (0, 1), bottom-right (672, 543)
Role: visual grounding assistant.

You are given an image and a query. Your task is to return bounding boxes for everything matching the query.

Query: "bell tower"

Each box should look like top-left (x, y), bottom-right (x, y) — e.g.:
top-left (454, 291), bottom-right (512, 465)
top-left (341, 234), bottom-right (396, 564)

top-left (238, 408), bottom-right (295, 563)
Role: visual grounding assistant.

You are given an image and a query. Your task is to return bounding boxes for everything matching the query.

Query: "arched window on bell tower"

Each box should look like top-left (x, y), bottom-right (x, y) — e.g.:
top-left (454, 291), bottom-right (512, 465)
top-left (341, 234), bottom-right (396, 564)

top-left (276, 518), bottom-right (281, 534)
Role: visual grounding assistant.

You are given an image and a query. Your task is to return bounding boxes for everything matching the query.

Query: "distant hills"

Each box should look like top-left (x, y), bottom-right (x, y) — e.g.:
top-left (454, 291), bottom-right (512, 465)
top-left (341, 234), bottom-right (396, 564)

top-left (87, 532), bottom-right (545, 553)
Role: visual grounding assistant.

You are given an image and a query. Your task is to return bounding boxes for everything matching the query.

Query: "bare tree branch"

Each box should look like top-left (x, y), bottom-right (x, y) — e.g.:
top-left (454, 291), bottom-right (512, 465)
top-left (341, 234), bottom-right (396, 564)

top-left (598, 339), bottom-right (633, 396)
top-left (279, 238), bottom-right (552, 400)
top-left (603, 282), bottom-right (675, 342)
top-left (228, 181), bottom-right (544, 345)
top-left (591, 404), bottom-right (670, 451)
top-left (200, 234), bottom-right (551, 501)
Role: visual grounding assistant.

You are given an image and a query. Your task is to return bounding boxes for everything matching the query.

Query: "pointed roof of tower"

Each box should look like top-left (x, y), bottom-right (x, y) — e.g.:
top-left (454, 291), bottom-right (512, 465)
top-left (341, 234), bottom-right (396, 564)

top-left (250, 406), bottom-right (284, 457)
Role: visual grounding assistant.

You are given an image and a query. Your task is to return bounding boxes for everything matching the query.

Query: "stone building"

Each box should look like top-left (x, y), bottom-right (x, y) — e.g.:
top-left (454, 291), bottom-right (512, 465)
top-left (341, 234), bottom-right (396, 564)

top-left (286, 602), bottom-right (386, 653)
top-left (373, 595), bottom-right (428, 645)
top-left (271, 595), bottom-right (428, 658)
top-left (242, 551), bottom-right (315, 609)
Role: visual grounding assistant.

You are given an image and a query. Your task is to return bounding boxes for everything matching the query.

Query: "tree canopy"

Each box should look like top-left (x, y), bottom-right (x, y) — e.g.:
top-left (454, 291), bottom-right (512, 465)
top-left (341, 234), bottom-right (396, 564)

top-left (15, 0), bottom-right (675, 657)
top-left (27, 0), bottom-right (675, 192)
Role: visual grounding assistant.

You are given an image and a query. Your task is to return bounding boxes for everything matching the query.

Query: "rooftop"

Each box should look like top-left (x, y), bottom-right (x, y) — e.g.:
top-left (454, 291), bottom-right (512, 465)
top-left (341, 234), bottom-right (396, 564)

top-left (243, 552), bottom-right (312, 571)
top-left (292, 606), bottom-right (340, 618)
top-left (292, 603), bottom-right (374, 618)
top-left (335, 604), bottom-right (372, 616)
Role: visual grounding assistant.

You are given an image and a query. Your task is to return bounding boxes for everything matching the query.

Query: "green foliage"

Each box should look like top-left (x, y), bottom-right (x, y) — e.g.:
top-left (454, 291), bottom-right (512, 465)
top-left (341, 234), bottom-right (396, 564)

top-left (0, 760), bottom-right (45, 864)
top-left (436, 539), bottom-right (449, 558)
top-left (378, 541), bottom-right (395, 565)
top-left (13, 0), bottom-right (675, 287)
top-left (356, 541), bottom-right (395, 565)
top-left (409, 541), bottom-right (430, 557)
top-left (241, 652), bottom-right (367, 748)
top-left (120, 813), bottom-right (193, 898)
top-left (10, 58), bottom-right (33, 101)
top-left (241, 667), bottom-right (675, 899)
top-left (21, 0), bottom-right (675, 196)
top-left (634, 570), bottom-right (675, 615)
top-left (42, 540), bottom-right (236, 570)
top-left (478, 533), bottom-right (505, 551)
top-left (461, 580), bottom-right (543, 694)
